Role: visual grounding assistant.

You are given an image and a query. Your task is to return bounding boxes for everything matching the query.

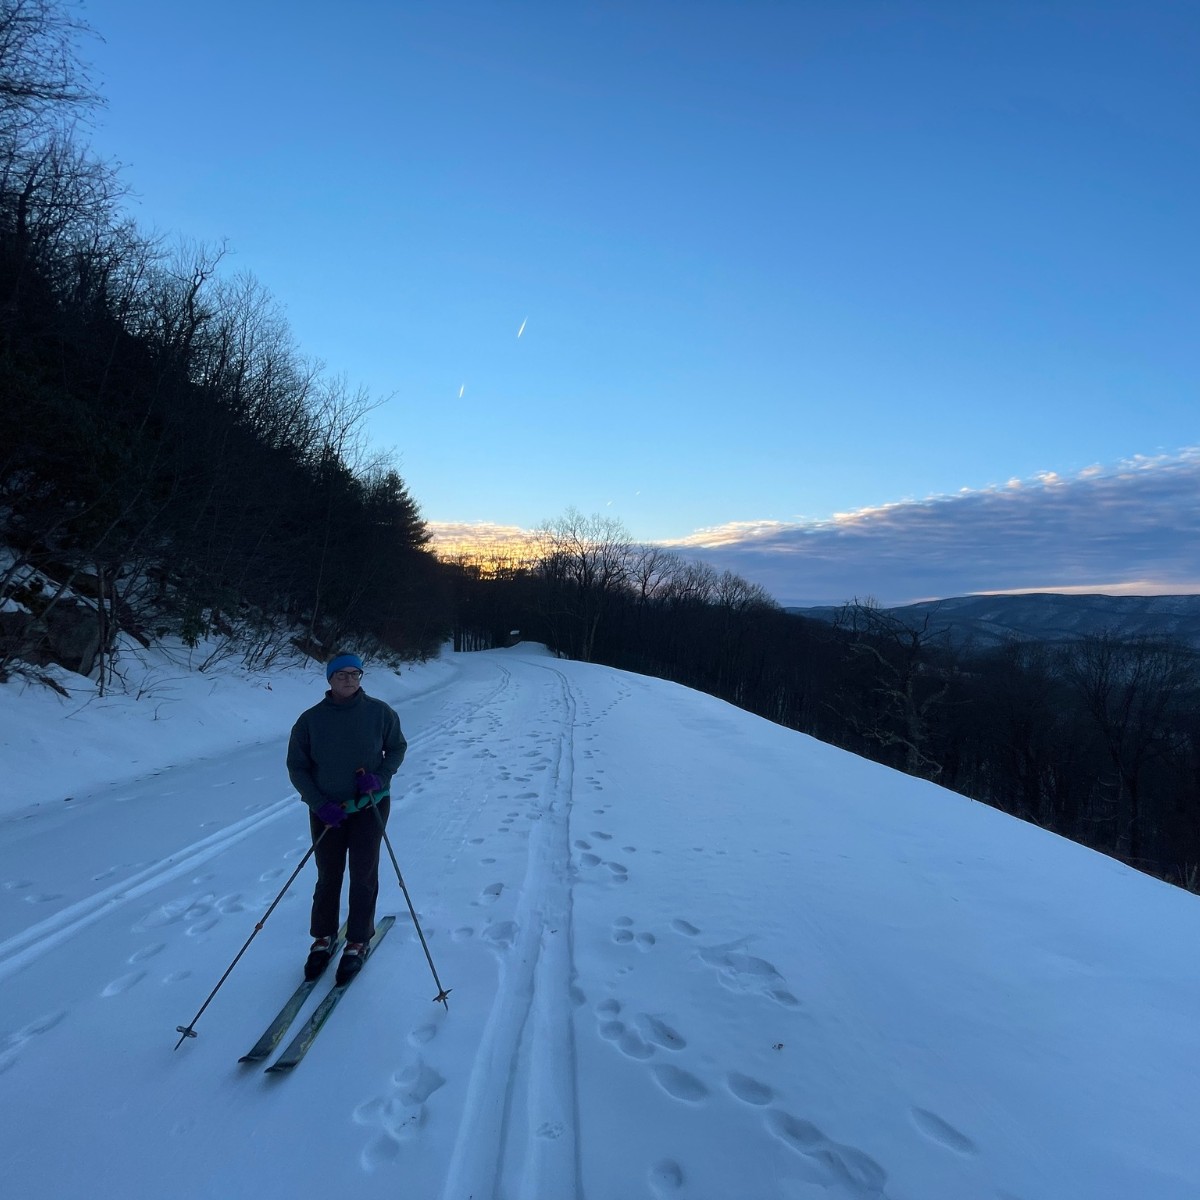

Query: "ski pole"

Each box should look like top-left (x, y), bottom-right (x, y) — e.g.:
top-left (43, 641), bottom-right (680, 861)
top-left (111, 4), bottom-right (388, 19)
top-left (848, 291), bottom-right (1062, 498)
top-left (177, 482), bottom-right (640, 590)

top-left (364, 786), bottom-right (452, 1009)
top-left (174, 825), bottom-right (328, 1049)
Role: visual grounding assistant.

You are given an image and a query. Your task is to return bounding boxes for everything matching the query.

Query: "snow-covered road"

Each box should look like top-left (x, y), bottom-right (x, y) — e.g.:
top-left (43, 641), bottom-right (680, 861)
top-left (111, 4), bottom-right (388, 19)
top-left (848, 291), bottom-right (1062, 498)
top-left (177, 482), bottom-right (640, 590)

top-left (3, 645), bottom-right (1199, 1200)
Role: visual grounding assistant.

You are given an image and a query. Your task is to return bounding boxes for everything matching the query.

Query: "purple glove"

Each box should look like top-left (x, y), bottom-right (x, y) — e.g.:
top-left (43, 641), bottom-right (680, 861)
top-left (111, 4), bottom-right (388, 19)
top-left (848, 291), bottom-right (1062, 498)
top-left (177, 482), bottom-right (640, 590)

top-left (315, 800), bottom-right (346, 827)
top-left (356, 771), bottom-right (383, 796)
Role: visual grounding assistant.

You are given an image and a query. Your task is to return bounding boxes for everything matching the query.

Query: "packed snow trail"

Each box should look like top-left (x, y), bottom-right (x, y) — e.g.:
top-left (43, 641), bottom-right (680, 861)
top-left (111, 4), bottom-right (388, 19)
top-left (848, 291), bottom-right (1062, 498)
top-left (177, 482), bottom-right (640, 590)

top-left (433, 660), bottom-right (581, 1198)
top-left (3, 645), bottom-right (1200, 1200)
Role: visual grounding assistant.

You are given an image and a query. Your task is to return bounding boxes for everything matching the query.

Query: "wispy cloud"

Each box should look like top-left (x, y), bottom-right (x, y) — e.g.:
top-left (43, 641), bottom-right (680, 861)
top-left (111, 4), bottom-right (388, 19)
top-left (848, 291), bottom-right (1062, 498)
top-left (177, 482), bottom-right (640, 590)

top-left (667, 449), bottom-right (1200, 606)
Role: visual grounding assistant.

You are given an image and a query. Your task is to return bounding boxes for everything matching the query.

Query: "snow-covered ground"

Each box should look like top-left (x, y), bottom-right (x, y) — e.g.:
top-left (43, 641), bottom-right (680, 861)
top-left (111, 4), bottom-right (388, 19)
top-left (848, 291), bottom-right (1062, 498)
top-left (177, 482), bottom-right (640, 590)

top-left (1, 642), bottom-right (1198, 1200)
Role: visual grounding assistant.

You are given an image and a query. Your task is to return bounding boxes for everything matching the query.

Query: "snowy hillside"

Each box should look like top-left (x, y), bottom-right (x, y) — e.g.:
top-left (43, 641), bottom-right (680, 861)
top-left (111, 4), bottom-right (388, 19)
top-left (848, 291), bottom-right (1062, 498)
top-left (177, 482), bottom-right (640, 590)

top-left (1, 644), bottom-right (1198, 1200)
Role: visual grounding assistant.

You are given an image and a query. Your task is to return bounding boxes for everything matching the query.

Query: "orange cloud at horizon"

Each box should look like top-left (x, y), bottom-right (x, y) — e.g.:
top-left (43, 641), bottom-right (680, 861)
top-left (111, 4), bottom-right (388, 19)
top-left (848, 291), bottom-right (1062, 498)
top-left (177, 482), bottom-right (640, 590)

top-left (427, 521), bottom-right (542, 569)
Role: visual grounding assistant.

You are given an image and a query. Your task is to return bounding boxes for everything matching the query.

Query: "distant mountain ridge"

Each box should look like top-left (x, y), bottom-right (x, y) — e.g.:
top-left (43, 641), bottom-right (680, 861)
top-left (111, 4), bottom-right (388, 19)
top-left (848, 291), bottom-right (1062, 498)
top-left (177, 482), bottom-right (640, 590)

top-left (789, 593), bottom-right (1200, 649)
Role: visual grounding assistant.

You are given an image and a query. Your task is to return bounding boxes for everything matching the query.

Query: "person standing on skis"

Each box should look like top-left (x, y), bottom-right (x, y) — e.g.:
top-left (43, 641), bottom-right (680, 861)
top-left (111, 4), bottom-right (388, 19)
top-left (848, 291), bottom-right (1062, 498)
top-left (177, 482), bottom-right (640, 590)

top-left (286, 652), bottom-right (407, 985)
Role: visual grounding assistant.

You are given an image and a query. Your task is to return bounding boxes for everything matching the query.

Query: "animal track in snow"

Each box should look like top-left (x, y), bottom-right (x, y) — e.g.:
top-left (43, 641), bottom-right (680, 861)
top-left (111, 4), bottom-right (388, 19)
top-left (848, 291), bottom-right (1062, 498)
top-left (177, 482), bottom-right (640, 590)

top-left (596, 997), bottom-right (687, 1062)
top-left (671, 919), bottom-right (701, 936)
top-left (611, 917), bottom-right (655, 949)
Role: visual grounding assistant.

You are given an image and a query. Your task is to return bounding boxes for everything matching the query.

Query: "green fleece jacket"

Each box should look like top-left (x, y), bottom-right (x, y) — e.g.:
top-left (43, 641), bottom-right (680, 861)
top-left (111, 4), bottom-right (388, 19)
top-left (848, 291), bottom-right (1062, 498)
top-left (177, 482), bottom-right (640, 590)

top-left (286, 688), bottom-right (407, 812)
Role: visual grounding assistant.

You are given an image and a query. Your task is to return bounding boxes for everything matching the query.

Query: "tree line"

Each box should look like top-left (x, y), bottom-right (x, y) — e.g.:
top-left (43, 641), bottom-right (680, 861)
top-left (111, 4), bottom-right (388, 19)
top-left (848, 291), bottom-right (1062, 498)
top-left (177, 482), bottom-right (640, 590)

top-left (446, 511), bottom-right (1200, 891)
top-left (0, 0), bottom-right (448, 681)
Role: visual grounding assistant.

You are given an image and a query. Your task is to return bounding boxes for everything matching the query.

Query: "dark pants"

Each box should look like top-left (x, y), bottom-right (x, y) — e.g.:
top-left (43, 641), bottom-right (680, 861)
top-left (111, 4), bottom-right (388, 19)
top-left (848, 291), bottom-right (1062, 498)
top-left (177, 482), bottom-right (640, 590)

top-left (309, 797), bottom-right (390, 944)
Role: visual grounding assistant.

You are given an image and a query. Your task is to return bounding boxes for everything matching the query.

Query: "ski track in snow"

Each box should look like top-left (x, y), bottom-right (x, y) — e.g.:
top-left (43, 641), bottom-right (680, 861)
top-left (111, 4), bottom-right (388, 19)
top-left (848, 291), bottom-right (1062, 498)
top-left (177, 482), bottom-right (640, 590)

top-left (0, 800), bottom-right (294, 984)
top-left (434, 661), bottom-right (583, 1200)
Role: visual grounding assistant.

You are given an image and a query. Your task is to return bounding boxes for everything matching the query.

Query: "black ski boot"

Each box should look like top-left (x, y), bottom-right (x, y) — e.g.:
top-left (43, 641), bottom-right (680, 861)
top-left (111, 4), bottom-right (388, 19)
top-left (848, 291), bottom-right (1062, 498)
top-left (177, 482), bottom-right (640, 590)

top-left (335, 942), bottom-right (367, 986)
top-left (304, 935), bottom-right (336, 981)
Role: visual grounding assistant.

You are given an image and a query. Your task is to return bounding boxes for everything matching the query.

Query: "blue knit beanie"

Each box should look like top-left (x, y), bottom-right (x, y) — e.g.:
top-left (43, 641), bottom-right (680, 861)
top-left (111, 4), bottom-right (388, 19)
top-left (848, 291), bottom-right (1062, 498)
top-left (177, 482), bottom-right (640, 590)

top-left (326, 653), bottom-right (364, 680)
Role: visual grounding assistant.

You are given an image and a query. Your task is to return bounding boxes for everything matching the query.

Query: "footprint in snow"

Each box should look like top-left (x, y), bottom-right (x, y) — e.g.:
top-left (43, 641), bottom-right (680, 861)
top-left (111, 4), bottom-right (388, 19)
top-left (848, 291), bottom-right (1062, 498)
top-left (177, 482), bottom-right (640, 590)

top-left (911, 1107), bottom-right (978, 1156)
top-left (356, 1059), bottom-right (447, 1169)
top-left (0, 1009), bottom-right (68, 1075)
top-left (727, 1072), bottom-right (774, 1106)
top-left (649, 1159), bottom-right (685, 1194)
top-left (652, 1065), bottom-right (709, 1103)
top-left (483, 921), bottom-right (518, 950)
top-left (134, 894), bottom-right (204, 932)
top-left (697, 941), bottom-right (800, 1008)
top-left (128, 943), bottom-right (166, 965)
top-left (102, 970), bottom-right (146, 997)
top-left (766, 1111), bottom-right (888, 1194)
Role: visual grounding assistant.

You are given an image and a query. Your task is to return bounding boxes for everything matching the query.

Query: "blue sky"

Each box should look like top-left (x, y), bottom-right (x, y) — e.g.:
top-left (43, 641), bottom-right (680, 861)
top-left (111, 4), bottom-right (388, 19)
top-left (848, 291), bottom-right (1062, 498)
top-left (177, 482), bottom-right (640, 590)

top-left (84, 0), bottom-right (1198, 604)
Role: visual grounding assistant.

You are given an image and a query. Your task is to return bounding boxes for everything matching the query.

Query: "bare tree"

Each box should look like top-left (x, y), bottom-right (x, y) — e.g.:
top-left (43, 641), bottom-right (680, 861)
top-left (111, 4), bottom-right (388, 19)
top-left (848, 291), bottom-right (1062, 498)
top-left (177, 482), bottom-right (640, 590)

top-left (1063, 633), bottom-right (1198, 864)
top-left (0, 0), bottom-right (99, 147)
top-left (533, 508), bottom-right (633, 661)
top-left (834, 598), bottom-right (954, 776)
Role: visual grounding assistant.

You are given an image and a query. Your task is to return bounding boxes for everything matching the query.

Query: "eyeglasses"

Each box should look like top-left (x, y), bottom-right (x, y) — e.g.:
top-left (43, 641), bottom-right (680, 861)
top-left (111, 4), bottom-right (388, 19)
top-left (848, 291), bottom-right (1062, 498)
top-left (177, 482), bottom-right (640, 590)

top-left (331, 670), bottom-right (363, 681)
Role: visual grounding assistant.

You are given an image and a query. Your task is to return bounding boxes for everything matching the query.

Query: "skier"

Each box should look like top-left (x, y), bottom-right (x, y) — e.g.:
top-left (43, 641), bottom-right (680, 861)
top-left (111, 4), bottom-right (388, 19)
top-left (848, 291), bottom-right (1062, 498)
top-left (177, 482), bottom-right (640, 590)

top-left (286, 653), bottom-right (407, 985)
